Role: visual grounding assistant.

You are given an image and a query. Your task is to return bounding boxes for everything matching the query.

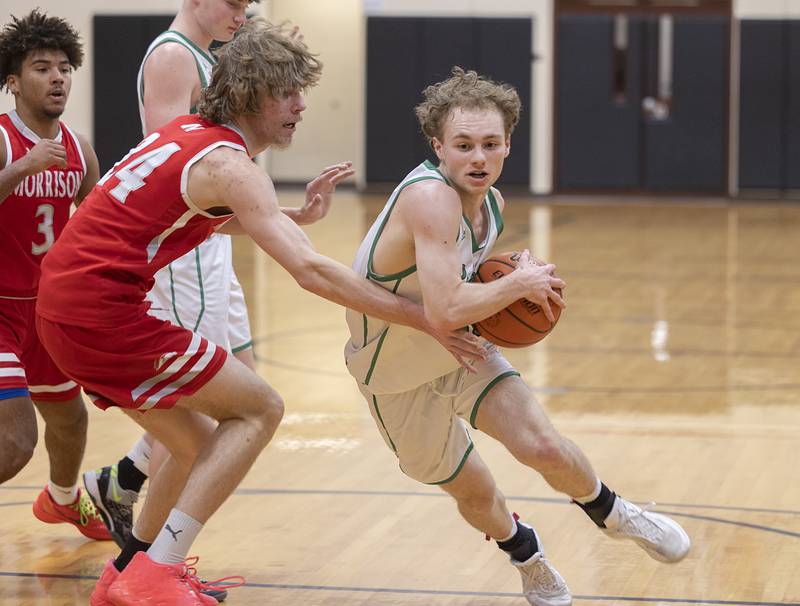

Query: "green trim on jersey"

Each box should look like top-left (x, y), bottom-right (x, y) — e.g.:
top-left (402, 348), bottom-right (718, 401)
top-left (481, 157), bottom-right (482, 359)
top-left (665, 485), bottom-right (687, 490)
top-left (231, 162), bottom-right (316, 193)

top-left (366, 174), bottom-right (443, 282)
top-left (363, 327), bottom-right (389, 386)
top-left (487, 189), bottom-right (504, 237)
top-left (164, 30), bottom-right (216, 65)
top-left (168, 263), bottom-right (185, 329)
top-left (363, 277), bottom-right (403, 386)
top-left (430, 441), bottom-right (474, 485)
top-left (371, 394), bottom-right (397, 452)
top-left (423, 159), bottom-right (452, 186)
top-left (469, 370), bottom-right (520, 429)
top-left (362, 314), bottom-right (368, 347)
top-left (232, 340), bottom-right (254, 353)
top-left (191, 247), bottom-right (206, 332)
top-left (462, 213), bottom-right (480, 253)
top-left (463, 195), bottom-right (498, 254)
top-left (138, 31), bottom-right (216, 106)
top-left (167, 249), bottom-right (206, 332)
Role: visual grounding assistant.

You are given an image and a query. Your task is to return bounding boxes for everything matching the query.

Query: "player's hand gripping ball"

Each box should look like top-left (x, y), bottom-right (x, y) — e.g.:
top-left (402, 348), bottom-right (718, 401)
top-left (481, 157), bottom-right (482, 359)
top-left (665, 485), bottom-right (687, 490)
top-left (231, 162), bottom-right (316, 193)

top-left (472, 251), bottom-right (563, 348)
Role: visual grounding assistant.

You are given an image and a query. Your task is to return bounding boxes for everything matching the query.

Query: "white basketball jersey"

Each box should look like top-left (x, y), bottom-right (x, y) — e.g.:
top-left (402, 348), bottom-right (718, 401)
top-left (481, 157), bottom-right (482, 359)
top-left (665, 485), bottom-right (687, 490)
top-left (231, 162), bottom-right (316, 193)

top-left (136, 30), bottom-right (216, 135)
top-left (344, 160), bottom-right (504, 394)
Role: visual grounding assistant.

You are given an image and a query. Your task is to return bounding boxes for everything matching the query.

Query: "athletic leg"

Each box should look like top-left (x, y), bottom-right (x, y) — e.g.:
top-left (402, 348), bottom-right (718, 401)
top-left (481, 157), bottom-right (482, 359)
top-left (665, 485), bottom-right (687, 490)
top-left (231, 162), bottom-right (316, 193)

top-left (475, 374), bottom-right (689, 563)
top-left (439, 448), bottom-right (570, 606)
top-left (33, 394), bottom-right (87, 488)
top-left (0, 395), bottom-right (37, 483)
top-left (104, 354), bottom-right (281, 606)
top-left (29, 394), bottom-right (110, 540)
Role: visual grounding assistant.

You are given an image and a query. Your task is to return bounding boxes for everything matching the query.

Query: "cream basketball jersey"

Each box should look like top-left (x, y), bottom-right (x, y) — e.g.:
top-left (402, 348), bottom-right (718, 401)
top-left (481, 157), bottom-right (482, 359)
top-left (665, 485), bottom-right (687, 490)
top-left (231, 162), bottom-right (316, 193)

top-left (344, 160), bottom-right (504, 394)
top-left (137, 30), bottom-right (215, 134)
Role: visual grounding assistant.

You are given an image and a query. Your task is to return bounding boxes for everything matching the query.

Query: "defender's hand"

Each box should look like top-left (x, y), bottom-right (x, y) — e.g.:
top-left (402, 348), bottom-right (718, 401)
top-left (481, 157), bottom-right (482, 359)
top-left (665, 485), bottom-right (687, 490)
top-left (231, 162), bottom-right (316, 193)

top-left (295, 162), bottom-right (355, 225)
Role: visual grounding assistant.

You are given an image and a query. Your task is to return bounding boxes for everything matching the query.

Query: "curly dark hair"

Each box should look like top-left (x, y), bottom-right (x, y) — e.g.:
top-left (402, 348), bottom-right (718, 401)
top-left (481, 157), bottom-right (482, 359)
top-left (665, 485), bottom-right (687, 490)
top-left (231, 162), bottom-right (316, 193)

top-left (0, 9), bottom-right (84, 91)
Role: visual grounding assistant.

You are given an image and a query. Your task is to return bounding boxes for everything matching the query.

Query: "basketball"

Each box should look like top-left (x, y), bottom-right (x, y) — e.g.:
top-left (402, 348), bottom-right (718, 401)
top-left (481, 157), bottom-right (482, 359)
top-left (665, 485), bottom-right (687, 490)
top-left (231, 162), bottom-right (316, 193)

top-left (472, 251), bottom-right (563, 348)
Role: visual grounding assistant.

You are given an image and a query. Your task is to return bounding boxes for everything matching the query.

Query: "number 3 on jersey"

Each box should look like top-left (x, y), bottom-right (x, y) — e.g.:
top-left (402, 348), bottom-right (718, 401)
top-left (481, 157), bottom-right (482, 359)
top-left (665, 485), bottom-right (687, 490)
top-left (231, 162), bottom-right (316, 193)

top-left (31, 203), bottom-right (55, 255)
top-left (98, 133), bottom-right (181, 204)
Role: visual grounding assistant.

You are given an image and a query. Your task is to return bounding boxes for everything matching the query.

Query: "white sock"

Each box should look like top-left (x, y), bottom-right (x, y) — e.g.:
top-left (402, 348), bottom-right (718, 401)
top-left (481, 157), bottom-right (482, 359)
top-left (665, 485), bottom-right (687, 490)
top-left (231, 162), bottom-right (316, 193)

top-left (126, 436), bottom-right (152, 477)
top-left (573, 477), bottom-right (602, 504)
top-left (497, 514), bottom-right (518, 542)
top-left (147, 509), bottom-right (203, 565)
top-left (48, 481), bottom-right (79, 506)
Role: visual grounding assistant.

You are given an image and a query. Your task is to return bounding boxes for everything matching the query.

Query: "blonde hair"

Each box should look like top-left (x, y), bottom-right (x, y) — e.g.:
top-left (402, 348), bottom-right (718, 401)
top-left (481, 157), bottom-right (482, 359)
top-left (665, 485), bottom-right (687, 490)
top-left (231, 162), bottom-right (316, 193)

top-left (198, 18), bottom-right (322, 124)
top-left (415, 67), bottom-right (521, 143)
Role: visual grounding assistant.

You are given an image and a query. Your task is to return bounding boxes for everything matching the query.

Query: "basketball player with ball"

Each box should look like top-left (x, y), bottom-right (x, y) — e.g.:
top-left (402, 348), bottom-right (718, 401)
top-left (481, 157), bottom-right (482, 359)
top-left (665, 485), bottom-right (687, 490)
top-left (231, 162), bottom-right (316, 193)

top-left (344, 67), bottom-right (690, 606)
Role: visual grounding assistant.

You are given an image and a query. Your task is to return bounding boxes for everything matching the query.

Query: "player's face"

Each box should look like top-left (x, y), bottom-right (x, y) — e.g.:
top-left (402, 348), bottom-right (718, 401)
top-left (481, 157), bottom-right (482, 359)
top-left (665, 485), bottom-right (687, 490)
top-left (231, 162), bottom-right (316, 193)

top-left (258, 90), bottom-right (306, 148)
top-left (7, 49), bottom-right (72, 119)
top-left (196, 0), bottom-right (249, 42)
top-left (432, 107), bottom-right (510, 196)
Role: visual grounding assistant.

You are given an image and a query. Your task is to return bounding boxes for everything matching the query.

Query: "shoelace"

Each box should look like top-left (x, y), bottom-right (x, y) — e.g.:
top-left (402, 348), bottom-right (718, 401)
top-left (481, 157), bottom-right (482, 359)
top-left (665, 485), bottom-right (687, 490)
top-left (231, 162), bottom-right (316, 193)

top-left (183, 556), bottom-right (246, 594)
top-left (618, 501), bottom-right (663, 542)
top-left (520, 553), bottom-right (565, 594)
top-left (74, 493), bottom-right (102, 526)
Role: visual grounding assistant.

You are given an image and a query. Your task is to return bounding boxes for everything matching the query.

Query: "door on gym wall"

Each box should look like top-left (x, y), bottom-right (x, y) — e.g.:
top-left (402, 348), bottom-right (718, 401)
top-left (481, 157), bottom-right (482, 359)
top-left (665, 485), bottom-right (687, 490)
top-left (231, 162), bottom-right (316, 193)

top-left (93, 15), bottom-right (174, 172)
top-left (555, 0), bottom-right (731, 193)
top-left (366, 17), bottom-right (532, 186)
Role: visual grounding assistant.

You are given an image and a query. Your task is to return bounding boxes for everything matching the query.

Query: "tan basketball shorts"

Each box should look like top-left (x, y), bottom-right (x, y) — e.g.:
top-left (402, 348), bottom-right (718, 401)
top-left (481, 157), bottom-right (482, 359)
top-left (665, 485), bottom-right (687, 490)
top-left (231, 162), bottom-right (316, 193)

top-left (358, 349), bottom-right (519, 485)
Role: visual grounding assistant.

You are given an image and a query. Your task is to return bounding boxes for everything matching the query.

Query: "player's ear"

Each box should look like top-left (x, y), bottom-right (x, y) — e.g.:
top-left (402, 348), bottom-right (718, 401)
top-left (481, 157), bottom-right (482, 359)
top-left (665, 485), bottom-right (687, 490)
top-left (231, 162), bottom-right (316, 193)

top-left (6, 75), bottom-right (19, 95)
top-left (431, 137), bottom-right (444, 161)
top-left (504, 135), bottom-right (511, 158)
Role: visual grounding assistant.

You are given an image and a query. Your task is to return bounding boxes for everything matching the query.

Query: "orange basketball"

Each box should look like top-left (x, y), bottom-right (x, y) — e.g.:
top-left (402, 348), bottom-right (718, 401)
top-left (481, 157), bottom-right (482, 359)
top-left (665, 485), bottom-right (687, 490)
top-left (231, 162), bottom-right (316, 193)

top-left (472, 251), bottom-right (563, 348)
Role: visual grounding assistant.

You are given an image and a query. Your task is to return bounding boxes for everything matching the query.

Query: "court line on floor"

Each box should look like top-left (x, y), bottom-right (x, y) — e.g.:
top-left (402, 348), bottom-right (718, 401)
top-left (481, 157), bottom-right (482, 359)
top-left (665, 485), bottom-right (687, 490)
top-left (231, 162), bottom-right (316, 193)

top-left (3, 491), bottom-right (799, 537)
top-left (3, 486), bottom-right (800, 517)
top-left (8, 493), bottom-right (797, 539)
top-left (0, 572), bottom-right (796, 606)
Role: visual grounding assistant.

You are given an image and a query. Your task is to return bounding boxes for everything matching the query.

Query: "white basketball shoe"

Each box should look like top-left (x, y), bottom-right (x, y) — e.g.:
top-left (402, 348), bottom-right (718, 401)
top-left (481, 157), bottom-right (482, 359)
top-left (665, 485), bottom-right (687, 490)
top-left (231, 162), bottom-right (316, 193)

top-left (602, 498), bottom-right (690, 563)
top-left (510, 525), bottom-right (572, 606)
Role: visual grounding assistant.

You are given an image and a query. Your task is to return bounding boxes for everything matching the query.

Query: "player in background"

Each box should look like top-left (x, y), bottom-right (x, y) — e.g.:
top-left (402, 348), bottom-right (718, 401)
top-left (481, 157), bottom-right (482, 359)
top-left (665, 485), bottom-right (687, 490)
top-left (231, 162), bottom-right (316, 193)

top-left (37, 20), bottom-right (481, 606)
top-left (343, 67), bottom-right (690, 606)
top-left (82, 0), bottom-right (340, 559)
top-left (0, 9), bottom-right (109, 541)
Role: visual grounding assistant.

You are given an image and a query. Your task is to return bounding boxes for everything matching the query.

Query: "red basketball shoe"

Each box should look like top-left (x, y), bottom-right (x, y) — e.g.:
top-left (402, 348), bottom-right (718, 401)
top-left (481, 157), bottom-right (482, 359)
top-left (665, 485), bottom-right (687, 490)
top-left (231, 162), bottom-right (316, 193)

top-left (32, 487), bottom-right (112, 541)
top-left (107, 552), bottom-right (219, 606)
top-left (90, 560), bottom-right (118, 606)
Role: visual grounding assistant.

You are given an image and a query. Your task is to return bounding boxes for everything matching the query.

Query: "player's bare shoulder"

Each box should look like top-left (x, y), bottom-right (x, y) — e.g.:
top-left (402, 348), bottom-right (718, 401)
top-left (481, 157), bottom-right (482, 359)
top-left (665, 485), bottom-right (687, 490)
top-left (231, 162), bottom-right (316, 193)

top-left (397, 177), bottom-right (462, 227)
top-left (187, 144), bottom-right (262, 211)
top-left (145, 40), bottom-right (197, 74)
top-left (143, 41), bottom-right (198, 91)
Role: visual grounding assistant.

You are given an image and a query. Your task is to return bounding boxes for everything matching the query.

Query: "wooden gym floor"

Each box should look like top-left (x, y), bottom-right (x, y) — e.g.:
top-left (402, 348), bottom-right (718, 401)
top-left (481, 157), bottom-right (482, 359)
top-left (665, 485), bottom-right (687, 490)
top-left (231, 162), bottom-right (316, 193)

top-left (1, 191), bottom-right (799, 605)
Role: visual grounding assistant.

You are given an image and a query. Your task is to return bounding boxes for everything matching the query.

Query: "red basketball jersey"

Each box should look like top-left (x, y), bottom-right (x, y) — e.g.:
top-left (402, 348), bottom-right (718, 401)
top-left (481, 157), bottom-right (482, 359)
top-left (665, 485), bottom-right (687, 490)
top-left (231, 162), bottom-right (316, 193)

top-left (37, 115), bottom-right (247, 328)
top-left (0, 111), bottom-right (86, 297)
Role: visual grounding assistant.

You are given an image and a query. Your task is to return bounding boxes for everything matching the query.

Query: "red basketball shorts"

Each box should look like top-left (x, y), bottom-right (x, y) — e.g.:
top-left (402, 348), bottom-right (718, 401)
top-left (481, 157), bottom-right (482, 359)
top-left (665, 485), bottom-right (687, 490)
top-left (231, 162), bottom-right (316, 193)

top-left (0, 297), bottom-right (79, 402)
top-left (36, 312), bottom-right (227, 411)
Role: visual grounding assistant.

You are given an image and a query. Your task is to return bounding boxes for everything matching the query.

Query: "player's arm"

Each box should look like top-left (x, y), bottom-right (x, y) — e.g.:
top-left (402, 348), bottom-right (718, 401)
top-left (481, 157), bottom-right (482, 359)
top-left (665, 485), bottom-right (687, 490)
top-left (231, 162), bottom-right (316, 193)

top-left (141, 44), bottom-right (198, 134)
top-left (400, 180), bottom-right (564, 332)
top-left (0, 138), bottom-right (66, 205)
top-left (73, 133), bottom-right (100, 206)
top-left (190, 148), bottom-right (426, 330)
top-left (214, 160), bottom-right (357, 231)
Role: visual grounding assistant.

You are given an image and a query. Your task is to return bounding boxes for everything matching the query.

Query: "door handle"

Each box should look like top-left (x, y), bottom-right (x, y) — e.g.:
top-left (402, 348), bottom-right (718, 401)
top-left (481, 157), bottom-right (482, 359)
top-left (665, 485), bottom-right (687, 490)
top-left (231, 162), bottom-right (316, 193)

top-left (642, 96), bottom-right (670, 121)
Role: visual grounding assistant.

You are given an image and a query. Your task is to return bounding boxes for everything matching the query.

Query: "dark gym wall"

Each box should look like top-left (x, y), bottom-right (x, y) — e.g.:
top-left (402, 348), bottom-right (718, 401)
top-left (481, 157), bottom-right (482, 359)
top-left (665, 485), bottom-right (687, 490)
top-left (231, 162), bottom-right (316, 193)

top-left (366, 17), bottom-right (532, 186)
top-left (556, 15), bottom-right (643, 189)
top-left (556, 13), bottom-right (729, 193)
top-left (93, 15), bottom-right (173, 172)
top-left (739, 20), bottom-right (800, 192)
top-left (645, 16), bottom-right (728, 191)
